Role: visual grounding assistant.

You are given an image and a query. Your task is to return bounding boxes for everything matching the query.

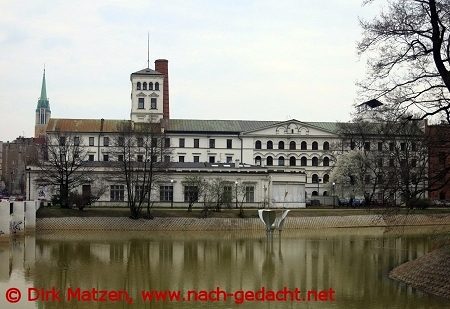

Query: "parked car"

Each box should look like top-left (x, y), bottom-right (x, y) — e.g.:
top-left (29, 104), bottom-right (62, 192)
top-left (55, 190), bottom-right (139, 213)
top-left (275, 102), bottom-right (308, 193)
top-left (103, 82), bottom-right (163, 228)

top-left (338, 198), bottom-right (350, 206)
top-left (9, 196), bottom-right (16, 201)
top-left (305, 198), bottom-right (312, 206)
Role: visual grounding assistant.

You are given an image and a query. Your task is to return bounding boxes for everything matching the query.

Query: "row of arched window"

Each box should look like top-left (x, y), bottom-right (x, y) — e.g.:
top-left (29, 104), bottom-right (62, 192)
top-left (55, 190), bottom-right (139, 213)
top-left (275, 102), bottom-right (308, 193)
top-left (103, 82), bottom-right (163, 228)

top-left (255, 156), bottom-right (330, 166)
top-left (136, 82), bottom-right (160, 91)
top-left (255, 140), bottom-right (329, 150)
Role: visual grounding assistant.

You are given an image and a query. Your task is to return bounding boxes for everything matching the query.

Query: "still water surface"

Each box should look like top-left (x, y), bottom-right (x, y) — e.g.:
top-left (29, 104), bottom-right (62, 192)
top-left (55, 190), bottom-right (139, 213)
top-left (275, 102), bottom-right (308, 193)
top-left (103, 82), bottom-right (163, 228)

top-left (1, 227), bottom-right (449, 308)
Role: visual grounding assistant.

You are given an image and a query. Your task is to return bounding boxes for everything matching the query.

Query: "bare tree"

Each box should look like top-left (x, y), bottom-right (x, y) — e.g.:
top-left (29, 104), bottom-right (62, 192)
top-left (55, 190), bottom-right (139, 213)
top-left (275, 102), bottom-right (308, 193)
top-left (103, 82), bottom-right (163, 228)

top-left (112, 121), bottom-right (171, 219)
top-left (37, 131), bottom-right (94, 208)
top-left (182, 174), bottom-right (207, 212)
top-left (358, 0), bottom-right (450, 122)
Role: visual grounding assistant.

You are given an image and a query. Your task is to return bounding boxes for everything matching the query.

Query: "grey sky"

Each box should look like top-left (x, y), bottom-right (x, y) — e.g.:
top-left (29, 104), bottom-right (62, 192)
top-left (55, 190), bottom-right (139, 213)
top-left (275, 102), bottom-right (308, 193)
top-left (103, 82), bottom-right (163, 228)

top-left (0, 0), bottom-right (380, 142)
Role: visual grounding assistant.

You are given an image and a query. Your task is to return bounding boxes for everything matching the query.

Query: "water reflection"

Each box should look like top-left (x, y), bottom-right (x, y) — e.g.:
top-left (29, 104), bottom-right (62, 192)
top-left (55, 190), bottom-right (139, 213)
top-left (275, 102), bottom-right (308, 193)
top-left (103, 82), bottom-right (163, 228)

top-left (1, 227), bottom-right (449, 308)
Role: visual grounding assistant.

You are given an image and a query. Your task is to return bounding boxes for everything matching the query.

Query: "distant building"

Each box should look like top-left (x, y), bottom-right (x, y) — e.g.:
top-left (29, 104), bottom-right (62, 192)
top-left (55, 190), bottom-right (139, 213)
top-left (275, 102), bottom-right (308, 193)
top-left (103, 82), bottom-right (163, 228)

top-left (35, 69), bottom-right (51, 138)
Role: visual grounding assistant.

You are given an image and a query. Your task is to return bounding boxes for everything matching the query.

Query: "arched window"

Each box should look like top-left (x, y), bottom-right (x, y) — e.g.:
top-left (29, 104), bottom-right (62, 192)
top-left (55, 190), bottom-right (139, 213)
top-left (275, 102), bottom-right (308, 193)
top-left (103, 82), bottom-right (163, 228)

top-left (267, 141), bottom-right (273, 149)
top-left (289, 156), bottom-right (296, 166)
top-left (155, 82), bottom-right (160, 90)
top-left (312, 157), bottom-right (318, 166)
top-left (323, 191), bottom-right (328, 196)
top-left (301, 141), bottom-right (307, 150)
top-left (323, 157), bottom-right (330, 166)
top-left (301, 157), bottom-right (307, 166)
top-left (149, 82), bottom-right (153, 90)
top-left (323, 174), bottom-right (329, 183)
top-left (289, 141), bottom-right (296, 150)
top-left (266, 156), bottom-right (273, 166)
top-left (312, 174), bottom-right (319, 183)
top-left (312, 141), bottom-right (318, 150)
top-left (143, 82), bottom-right (147, 90)
top-left (278, 141), bottom-right (284, 149)
top-left (312, 191), bottom-right (318, 196)
top-left (136, 82), bottom-right (141, 90)
top-left (323, 141), bottom-right (329, 150)
top-left (255, 156), bottom-right (261, 166)
top-left (278, 156), bottom-right (285, 166)
top-left (255, 140), bottom-right (262, 149)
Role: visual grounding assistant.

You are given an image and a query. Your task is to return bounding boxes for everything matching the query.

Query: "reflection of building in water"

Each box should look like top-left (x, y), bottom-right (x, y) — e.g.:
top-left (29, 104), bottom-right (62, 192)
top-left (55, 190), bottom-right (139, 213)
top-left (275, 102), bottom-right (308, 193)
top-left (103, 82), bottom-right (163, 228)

top-left (27, 229), bottom-right (434, 308)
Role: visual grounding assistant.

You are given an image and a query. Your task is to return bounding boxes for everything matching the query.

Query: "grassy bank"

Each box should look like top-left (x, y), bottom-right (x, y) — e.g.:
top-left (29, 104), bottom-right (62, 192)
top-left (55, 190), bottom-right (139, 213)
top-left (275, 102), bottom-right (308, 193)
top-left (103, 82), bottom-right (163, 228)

top-left (36, 206), bottom-right (450, 219)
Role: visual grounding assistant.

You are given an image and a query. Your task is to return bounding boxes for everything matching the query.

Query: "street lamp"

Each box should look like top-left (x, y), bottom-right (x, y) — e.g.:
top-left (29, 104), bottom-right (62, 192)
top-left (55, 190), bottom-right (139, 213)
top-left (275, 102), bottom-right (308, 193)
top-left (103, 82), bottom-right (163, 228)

top-left (332, 182), bottom-right (336, 208)
top-left (235, 181), bottom-right (238, 209)
top-left (170, 179), bottom-right (174, 208)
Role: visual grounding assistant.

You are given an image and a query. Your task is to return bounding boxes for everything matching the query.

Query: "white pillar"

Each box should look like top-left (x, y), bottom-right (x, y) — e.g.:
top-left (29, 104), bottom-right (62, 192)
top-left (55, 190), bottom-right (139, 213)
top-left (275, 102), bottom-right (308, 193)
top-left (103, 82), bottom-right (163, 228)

top-left (12, 201), bottom-right (25, 235)
top-left (25, 201), bottom-right (37, 233)
top-left (0, 201), bottom-right (10, 240)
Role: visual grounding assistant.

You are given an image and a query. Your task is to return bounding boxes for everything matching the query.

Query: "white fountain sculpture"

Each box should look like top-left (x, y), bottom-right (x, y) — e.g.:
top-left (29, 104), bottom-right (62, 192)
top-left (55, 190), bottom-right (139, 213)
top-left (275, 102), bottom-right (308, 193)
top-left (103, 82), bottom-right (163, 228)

top-left (258, 209), bottom-right (290, 234)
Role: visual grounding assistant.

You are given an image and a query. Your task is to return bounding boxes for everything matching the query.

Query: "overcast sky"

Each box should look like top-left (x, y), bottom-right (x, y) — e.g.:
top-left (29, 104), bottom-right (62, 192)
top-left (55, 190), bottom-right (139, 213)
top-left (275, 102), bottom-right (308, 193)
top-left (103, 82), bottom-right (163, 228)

top-left (0, 0), bottom-right (381, 142)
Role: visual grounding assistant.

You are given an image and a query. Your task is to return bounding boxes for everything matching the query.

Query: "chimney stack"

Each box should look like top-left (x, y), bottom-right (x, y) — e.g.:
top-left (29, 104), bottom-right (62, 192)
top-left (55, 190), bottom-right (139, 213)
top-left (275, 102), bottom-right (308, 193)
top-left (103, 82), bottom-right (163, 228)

top-left (155, 59), bottom-right (169, 119)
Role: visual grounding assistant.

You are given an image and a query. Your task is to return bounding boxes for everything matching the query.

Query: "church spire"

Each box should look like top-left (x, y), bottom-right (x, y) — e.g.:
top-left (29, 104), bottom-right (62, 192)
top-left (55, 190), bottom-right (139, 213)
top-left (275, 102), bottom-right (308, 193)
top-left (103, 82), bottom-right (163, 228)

top-left (35, 67), bottom-right (51, 138)
top-left (36, 68), bottom-right (50, 110)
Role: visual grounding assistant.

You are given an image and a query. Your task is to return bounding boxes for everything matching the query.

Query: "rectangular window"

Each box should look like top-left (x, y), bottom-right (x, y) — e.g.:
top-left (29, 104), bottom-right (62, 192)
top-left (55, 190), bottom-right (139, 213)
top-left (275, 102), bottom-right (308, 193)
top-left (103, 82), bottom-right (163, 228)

top-left (400, 142), bottom-right (406, 151)
top-left (389, 142), bottom-right (394, 151)
top-left (184, 186), bottom-right (199, 203)
top-left (89, 137), bottom-right (94, 146)
top-left (118, 136), bottom-right (124, 146)
top-left (245, 186), bottom-right (255, 202)
top-left (135, 185), bottom-right (148, 201)
top-left (59, 136), bottom-right (66, 146)
top-left (160, 186), bottom-right (173, 201)
top-left (110, 185), bottom-right (124, 201)
top-left (88, 154), bottom-right (94, 161)
top-left (411, 159), bottom-right (417, 168)
top-left (151, 155), bottom-right (157, 162)
top-left (194, 139), bottom-right (199, 148)
top-left (364, 142), bottom-right (370, 151)
top-left (151, 98), bottom-right (157, 109)
top-left (222, 186), bottom-right (232, 204)
top-left (227, 139), bottom-right (232, 149)
top-left (377, 158), bottom-right (383, 167)
top-left (137, 155), bottom-right (143, 162)
top-left (103, 137), bottom-right (109, 146)
top-left (164, 155), bottom-right (171, 163)
top-left (389, 158), bottom-right (395, 167)
top-left (412, 143), bottom-right (417, 151)
top-left (226, 156), bottom-right (232, 163)
top-left (74, 136), bottom-right (80, 146)
top-left (179, 138), bottom-right (185, 148)
top-left (137, 137), bottom-right (144, 147)
top-left (151, 138), bottom-right (157, 148)
top-left (138, 98), bottom-right (144, 109)
top-left (118, 154), bottom-right (124, 162)
top-left (103, 154), bottom-right (109, 161)
top-left (378, 142), bottom-right (382, 151)
top-left (179, 156), bottom-right (185, 163)
top-left (209, 139), bottom-right (215, 148)
top-left (209, 156), bottom-right (215, 163)
top-left (193, 156), bottom-right (200, 163)
top-left (165, 138), bottom-right (170, 148)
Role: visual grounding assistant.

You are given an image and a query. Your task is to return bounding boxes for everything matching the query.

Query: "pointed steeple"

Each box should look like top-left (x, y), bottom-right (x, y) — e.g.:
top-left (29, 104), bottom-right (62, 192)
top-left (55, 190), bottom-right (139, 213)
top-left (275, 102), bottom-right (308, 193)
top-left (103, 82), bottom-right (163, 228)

top-left (36, 69), bottom-right (50, 111)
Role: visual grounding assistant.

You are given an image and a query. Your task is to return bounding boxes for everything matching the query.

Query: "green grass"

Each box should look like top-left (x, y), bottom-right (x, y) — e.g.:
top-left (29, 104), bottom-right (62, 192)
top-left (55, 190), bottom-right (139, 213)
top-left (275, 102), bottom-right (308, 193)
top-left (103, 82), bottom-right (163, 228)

top-left (36, 205), bottom-right (450, 219)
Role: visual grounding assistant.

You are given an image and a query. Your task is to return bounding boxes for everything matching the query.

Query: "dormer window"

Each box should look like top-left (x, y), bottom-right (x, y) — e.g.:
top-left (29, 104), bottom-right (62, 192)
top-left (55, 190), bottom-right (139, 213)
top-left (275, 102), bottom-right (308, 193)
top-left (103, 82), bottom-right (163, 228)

top-left (149, 82), bottom-right (153, 90)
top-left (136, 82), bottom-right (141, 90)
top-left (143, 82), bottom-right (147, 90)
top-left (155, 82), bottom-right (159, 90)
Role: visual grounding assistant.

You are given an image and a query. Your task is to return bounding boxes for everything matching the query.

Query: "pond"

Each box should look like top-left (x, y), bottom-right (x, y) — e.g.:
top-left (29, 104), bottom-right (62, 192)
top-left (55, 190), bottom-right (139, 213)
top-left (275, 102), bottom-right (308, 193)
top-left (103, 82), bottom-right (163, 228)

top-left (1, 226), bottom-right (449, 308)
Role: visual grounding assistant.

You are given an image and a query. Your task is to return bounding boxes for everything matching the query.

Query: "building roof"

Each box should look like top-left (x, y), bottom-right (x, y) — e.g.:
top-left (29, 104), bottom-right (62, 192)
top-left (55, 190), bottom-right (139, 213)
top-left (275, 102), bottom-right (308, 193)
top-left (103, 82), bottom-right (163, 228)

top-left (162, 119), bottom-right (339, 134)
top-left (46, 118), bottom-right (130, 133)
top-left (131, 68), bottom-right (164, 76)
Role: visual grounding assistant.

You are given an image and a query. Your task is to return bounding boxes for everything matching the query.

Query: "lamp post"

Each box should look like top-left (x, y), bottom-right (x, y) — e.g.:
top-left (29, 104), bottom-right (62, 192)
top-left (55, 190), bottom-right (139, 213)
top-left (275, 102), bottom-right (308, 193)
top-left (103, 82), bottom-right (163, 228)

top-left (170, 179), bottom-right (174, 208)
top-left (235, 181), bottom-right (238, 209)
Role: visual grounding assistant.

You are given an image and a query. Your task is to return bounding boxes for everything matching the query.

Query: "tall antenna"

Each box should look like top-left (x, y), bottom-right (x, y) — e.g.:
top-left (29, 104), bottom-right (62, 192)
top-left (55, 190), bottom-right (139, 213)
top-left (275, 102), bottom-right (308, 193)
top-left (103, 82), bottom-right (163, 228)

top-left (147, 32), bottom-right (150, 69)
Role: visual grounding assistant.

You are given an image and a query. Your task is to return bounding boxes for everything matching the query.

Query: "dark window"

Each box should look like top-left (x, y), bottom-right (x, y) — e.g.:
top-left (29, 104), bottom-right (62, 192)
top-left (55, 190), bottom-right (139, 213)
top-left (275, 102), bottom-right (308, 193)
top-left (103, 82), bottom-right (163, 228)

top-left (136, 82), bottom-right (141, 90)
top-left (377, 158), bottom-right (383, 167)
top-left (59, 136), bottom-right (66, 146)
top-left (89, 154), bottom-right (94, 161)
top-left (155, 82), bottom-right (160, 90)
top-left (118, 155), bottom-right (123, 162)
top-left (378, 142), bottom-right (383, 151)
top-left (312, 157), bottom-right (318, 166)
top-left (255, 156), bottom-right (262, 166)
top-left (227, 139), bottom-right (232, 149)
top-left (323, 142), bottom-right (329, 150)
top-left (151, 138), bottom-right (157, 148)
top-left (267, 156), bottom-right (273, 166)
top-left (118, 137), bottom-right (124, 146)
top-left (184, 186), bottom-right (199, 203)
top-left (364, 142), bottom-right (370, 151)
top-left (255, 140), bottom-right (262, 149)
top-left (389, 158), bottom-right (395, 167)
top-left (226, 156), bottom-right (232, 163)
top-left (179, 156), bottom-right (184, 163)
top-left (165, 138), bottom-right (170, 148)
top-left (245, 186), bottom-right (255, 202)
top-left (160, 186), bottom-right (173, 201)
top-left (138, 98), bottom-right (144, 109)
top-left (278, 141), bottom-right (284, 149)
top-left (89, 137), bottom-right (94, 146)
top-left (289, 156), bottom-right (296, 166)
top-left (209, 139), bottom-right (215, 148)
top-left (350, 141), bottom-right (355, 150)
top-left (323, 157), bottom-right (329, 166)
top-left (103, 154), bottom-right (109, 161)
top-left (323, 174), bottom-right (329, 183)
top-left (74, 136), bottom-right (80, 146)
top-left (194, 139), bottom-right (199, 148)
top-left (110, 185), bottom-right (124, 201)
top-left (312, 174), bottom-right (319, 183)
top-left (151, 98), bottom-right (157, 109)
top-left (209, 156), bottom-right (215, 163)
top-left (151, 155), bottom-right (157, 162)
top-left (312, 141), bottom-right (318, 150)
top-left (412, 143), bottom-right (417, 151)
top-left (411, 158), bottom-right (417, 167)
top-left (266, 141), bottom-right (273, 149)
top-left (193, 156), bottom-right (199, 163)
top-left (389, 143), bottom-right (394, 151)
top-left (179, 138), bottom-right (185, 148)
top-left (137, 155), bottom-right (143, 162)
top-left (164, 156), bottom-right (170, 162)
top-left (149, 82), bottom-right (153, 90)
top-left (278, 156), bottom-right (285, 166)
top-left (301, 157), bottom-right (307, 166)
top-left (103, 137), bottom-right (109, 146)
top-left (400, 142), bottom-right (406, 151)
top-left (222, 186), bottom-right (232, 204)
top-left (143, 82), bottom-right (147, 90)
top-left (301, 141), bottom-right (307, 150)
top-left (137, 138), bottom-right (144, 147)
top-left (290, 141), bottom-right (296, 150)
